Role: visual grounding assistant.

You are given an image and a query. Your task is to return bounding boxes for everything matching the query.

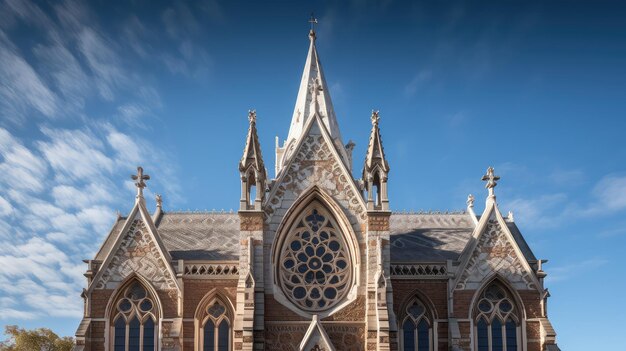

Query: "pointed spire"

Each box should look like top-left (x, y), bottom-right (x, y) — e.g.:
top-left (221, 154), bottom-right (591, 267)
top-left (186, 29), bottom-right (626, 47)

top-left (240, 110), bottom-right (266, 211)
top-left (363, 110), bottom-right (390, 175)
top-left (363, 110), bottom-right (390, 211)
top-left (131, 166), bottom-right (150, 199)
top-left (239, 110), bottom-right (265, 174)
top-left (277, 19), bottom-right (347, 173)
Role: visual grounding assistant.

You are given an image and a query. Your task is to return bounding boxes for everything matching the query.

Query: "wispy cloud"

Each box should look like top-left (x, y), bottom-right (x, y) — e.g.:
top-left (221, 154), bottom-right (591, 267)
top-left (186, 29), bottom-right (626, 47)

top-left (546, 258), bottom-right (609, 283)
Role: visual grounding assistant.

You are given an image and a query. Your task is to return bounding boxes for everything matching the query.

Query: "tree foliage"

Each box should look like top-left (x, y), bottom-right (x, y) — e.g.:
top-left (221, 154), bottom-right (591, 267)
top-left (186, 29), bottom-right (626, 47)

top-left (0, 325), bottom-right (74, 351)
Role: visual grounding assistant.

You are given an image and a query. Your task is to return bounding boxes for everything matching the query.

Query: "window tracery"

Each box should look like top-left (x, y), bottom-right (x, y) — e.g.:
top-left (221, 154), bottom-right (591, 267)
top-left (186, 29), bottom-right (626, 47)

top-left (111, 281), bottom-right (157, 351)
top-left (400, 298), bottom-right (432, 351)
top-left (278, 206), bottom-right (352, 312)
top-left (474, 283), bottom-right (519, 351)
top-left (200, 299), bottom-right (231, 351)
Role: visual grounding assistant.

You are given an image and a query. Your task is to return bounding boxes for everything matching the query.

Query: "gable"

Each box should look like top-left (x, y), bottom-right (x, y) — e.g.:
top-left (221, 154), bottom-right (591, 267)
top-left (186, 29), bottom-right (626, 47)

top-left (455, 214), bottom-right (537, 291)
top-left (93, 204), bottom-right (178, 291)
top-left (266, 116), bottom-right (366, 229)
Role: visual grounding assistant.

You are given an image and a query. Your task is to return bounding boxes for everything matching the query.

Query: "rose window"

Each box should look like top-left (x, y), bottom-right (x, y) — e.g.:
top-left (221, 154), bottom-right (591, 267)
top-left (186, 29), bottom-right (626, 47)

top-left (278, 207), bottom-right (351, 311)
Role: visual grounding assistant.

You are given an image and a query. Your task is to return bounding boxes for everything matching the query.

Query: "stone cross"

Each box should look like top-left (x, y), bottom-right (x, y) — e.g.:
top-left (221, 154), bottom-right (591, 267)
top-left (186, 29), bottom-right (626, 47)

top-left (248, 109), bottom-right (256, 124)
top-left (131, 166), bottom-right (150, 197)
top-left (371, 110), bottom-right (380, 126)
top-left (481, 167), bottom-right (500, 197)
top-left (309, 13), bottom-right (318, 31)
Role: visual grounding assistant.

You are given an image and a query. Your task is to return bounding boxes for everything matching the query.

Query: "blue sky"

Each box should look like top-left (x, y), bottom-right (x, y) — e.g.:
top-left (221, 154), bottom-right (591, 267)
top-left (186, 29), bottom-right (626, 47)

top-left (0, 0), bottom-right (625, 349)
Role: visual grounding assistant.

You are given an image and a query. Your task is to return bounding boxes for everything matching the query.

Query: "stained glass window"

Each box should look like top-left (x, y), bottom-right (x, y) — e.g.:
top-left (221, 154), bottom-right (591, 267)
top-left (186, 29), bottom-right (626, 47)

top-left (474, 283), bottom-right (520, 351)
top-left (279, 206), bottom-right (352, 312)
top-left (111, 281), bottom-right (157, 351)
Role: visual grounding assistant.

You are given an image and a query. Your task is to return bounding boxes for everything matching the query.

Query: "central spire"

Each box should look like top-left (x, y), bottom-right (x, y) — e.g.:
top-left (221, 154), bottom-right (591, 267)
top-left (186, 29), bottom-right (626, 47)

top-left (276, 19), bottom-right (348, 175)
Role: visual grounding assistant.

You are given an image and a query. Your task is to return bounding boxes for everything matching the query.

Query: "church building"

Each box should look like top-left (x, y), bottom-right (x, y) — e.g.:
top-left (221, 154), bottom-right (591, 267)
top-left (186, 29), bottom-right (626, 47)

top-left (73, 26), bottom-right (560, 351)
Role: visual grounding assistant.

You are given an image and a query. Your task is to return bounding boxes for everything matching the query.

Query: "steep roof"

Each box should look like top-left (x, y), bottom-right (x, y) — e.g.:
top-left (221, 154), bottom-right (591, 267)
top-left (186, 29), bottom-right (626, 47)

top-left (94, 211), bottom-right (534, 264)
top-left (389, 212), bottom-right (536, 262)
top-left (95, 212), bottom-right (240, 261)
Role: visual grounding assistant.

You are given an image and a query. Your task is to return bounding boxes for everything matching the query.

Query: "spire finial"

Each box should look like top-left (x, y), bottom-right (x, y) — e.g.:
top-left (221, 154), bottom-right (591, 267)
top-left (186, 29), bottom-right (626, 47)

top-left (371, 110), bottom-right (380, 126)
top-left (467, 194), bottom-right (475, 208)
top-left (131, 166), bottom-right (150, 198)
top-left (481, 166), bottom-right (500, 197)
top-left (156, 194), bottom-right (162, 209)
top-left (309, 13), bottom-right (318, 37)
top-left (248, 109), bottom-right (256, 124)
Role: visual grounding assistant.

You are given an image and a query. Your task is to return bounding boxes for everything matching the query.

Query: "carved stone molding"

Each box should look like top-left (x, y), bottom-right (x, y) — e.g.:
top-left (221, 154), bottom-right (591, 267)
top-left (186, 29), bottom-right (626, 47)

top-left (239, 212), bottom-right (264, 231)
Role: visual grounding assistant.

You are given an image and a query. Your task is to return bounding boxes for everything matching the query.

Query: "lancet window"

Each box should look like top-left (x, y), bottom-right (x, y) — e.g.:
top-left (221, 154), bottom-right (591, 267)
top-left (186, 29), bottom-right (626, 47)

top-left (400, 297), bottom-right (432, 351)
top-left (474, 283), bottom-right (520, 351)
top-left (111, 281), bottom-right (157, 351)
top-left (278, 205), bottom-right (352, 312)
top-left (199, 299), bottom-right (232, 351)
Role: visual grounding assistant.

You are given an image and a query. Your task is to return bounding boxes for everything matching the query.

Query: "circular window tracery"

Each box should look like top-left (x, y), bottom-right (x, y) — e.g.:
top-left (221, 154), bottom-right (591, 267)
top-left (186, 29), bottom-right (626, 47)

top-left (115, 282), bottom-right (156, 321)
top-left (278, 206), bottom-right (352, 312)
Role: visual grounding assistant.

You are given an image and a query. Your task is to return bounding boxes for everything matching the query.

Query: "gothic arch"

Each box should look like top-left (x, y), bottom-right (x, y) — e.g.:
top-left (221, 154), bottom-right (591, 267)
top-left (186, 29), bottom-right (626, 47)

top-left (194, 289), bottom-right (235, 351)
top-left (398, 290), bottom-right (437, 351)
top-left (468, 273), bottom-right (527, 321)
top-left (105, 273), bottom-right (162, 351)
top-left (470, 274), bottom-right (526, 351)
top-left (270, 186), bottom-right (360, 318)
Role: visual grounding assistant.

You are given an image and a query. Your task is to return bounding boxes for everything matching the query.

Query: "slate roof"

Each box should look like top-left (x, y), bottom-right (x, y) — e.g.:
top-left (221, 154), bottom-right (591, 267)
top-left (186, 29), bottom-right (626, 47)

top-left (95, 211), bottom-right (535, 263)
top-left (389, 213), bottom-right (475, 261)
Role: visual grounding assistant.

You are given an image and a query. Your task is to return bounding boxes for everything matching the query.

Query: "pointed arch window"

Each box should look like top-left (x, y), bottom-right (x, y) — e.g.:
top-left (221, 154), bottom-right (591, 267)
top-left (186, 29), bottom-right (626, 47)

top-left (111, 281), bottom-right (157, 351)
top-left (474, 283), bottom-right (520, 351)
top-left (200, 300), bottom-right (232, 351)
top-left (277, 204), bottom-right (353, 312)
top-left (400, 298), bottom-right (432, 351)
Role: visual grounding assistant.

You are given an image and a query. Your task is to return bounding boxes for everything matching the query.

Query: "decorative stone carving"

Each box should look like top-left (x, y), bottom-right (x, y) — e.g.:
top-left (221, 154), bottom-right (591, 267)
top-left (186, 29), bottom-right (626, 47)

top-left (456, 220), bottom-right (535, 290)
top-left (367, 214), bottom-right (390, 231)
top-left (266, 135), bottom-right (366, 224)
top-left (96, 219), bottom-right (176, 290)
top-left (240, 212), bottom-right (264, 231)
top-left (328, 296), bottom-right (365, 321)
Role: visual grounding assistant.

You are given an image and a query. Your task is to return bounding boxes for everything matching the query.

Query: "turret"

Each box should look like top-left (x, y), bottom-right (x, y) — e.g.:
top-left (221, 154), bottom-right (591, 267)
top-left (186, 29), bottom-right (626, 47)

top-left (239, 110), bottom-right (266, 211)
top-left (363, 110), bottom-right (390, 211)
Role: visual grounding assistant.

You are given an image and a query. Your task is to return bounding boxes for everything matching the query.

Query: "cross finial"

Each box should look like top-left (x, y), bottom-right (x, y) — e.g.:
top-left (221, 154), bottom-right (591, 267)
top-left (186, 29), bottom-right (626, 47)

top-left (481, 166), bottom-right (500, 197)
top-left (131, 166), bottom-right (150, 197)
top-left (309, 13), bottom-right (318, 32)
top-left (371, 110), bottom-right (380, 126)
top-left (248, 109), bottom-right (256, 124)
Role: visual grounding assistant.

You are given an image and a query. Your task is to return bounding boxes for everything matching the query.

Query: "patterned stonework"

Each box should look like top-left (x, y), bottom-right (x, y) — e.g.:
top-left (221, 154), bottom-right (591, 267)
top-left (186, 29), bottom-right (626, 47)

top-left (367, 214), bottom-right (390, 231)
top-left (328, 296), bottom-right (365, 321)
top-left (456, 220), bottom-right (536, 290)
top-left (239, 212), bottom-right (264, 231)
top-left (96, 219), bottom-right (177, 290)
top-left (265, 324), bottom-right (364, 351)
top-left (265, 135), bottom-right (366, 224)
top-left (265, 324), bottom-right (307, 351)
top-left (326, 325), bottom-right (365, 351)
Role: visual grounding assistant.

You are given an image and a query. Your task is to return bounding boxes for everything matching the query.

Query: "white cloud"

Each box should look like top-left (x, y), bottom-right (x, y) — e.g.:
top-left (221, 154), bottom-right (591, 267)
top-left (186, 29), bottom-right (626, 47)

top-left (0, 31), bottom-right (58, 122)
top-left (546, 258), bottom-right (609, 283)
top-left (78, 28), bottom-right (125, 100)
top-left (38, 126), bottom-right (115, 181)
top-left (591, 174), bottom-right (626, 212)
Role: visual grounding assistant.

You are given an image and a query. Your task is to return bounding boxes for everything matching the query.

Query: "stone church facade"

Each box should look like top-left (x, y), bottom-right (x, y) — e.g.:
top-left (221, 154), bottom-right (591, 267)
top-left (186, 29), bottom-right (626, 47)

top-left (73, 28), bottom-right (560, 351)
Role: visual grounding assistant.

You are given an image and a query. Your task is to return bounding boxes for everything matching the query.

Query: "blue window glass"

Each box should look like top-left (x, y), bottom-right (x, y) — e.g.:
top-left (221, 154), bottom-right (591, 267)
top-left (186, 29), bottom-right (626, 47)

top-left (143, 318), bottom-right (155, 351)
top-left (506, 319), bottom-right (517, 351)
top-left (217, 320), bottom-right (229, 351)
top-left (417, 319), bottom-right (429, 351)
top-left (477, 318), bottom-right (488, 351)
top-left (204, 320), bottom-right (215, 351)
top-left (403, 319), bottom-right (415, 351)
top-left (114, 317), bottom-right (126, 351)
top-left (491, 319), bottom-right (503, 351)
top-left (128, 317), bottom-right (140, 351)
